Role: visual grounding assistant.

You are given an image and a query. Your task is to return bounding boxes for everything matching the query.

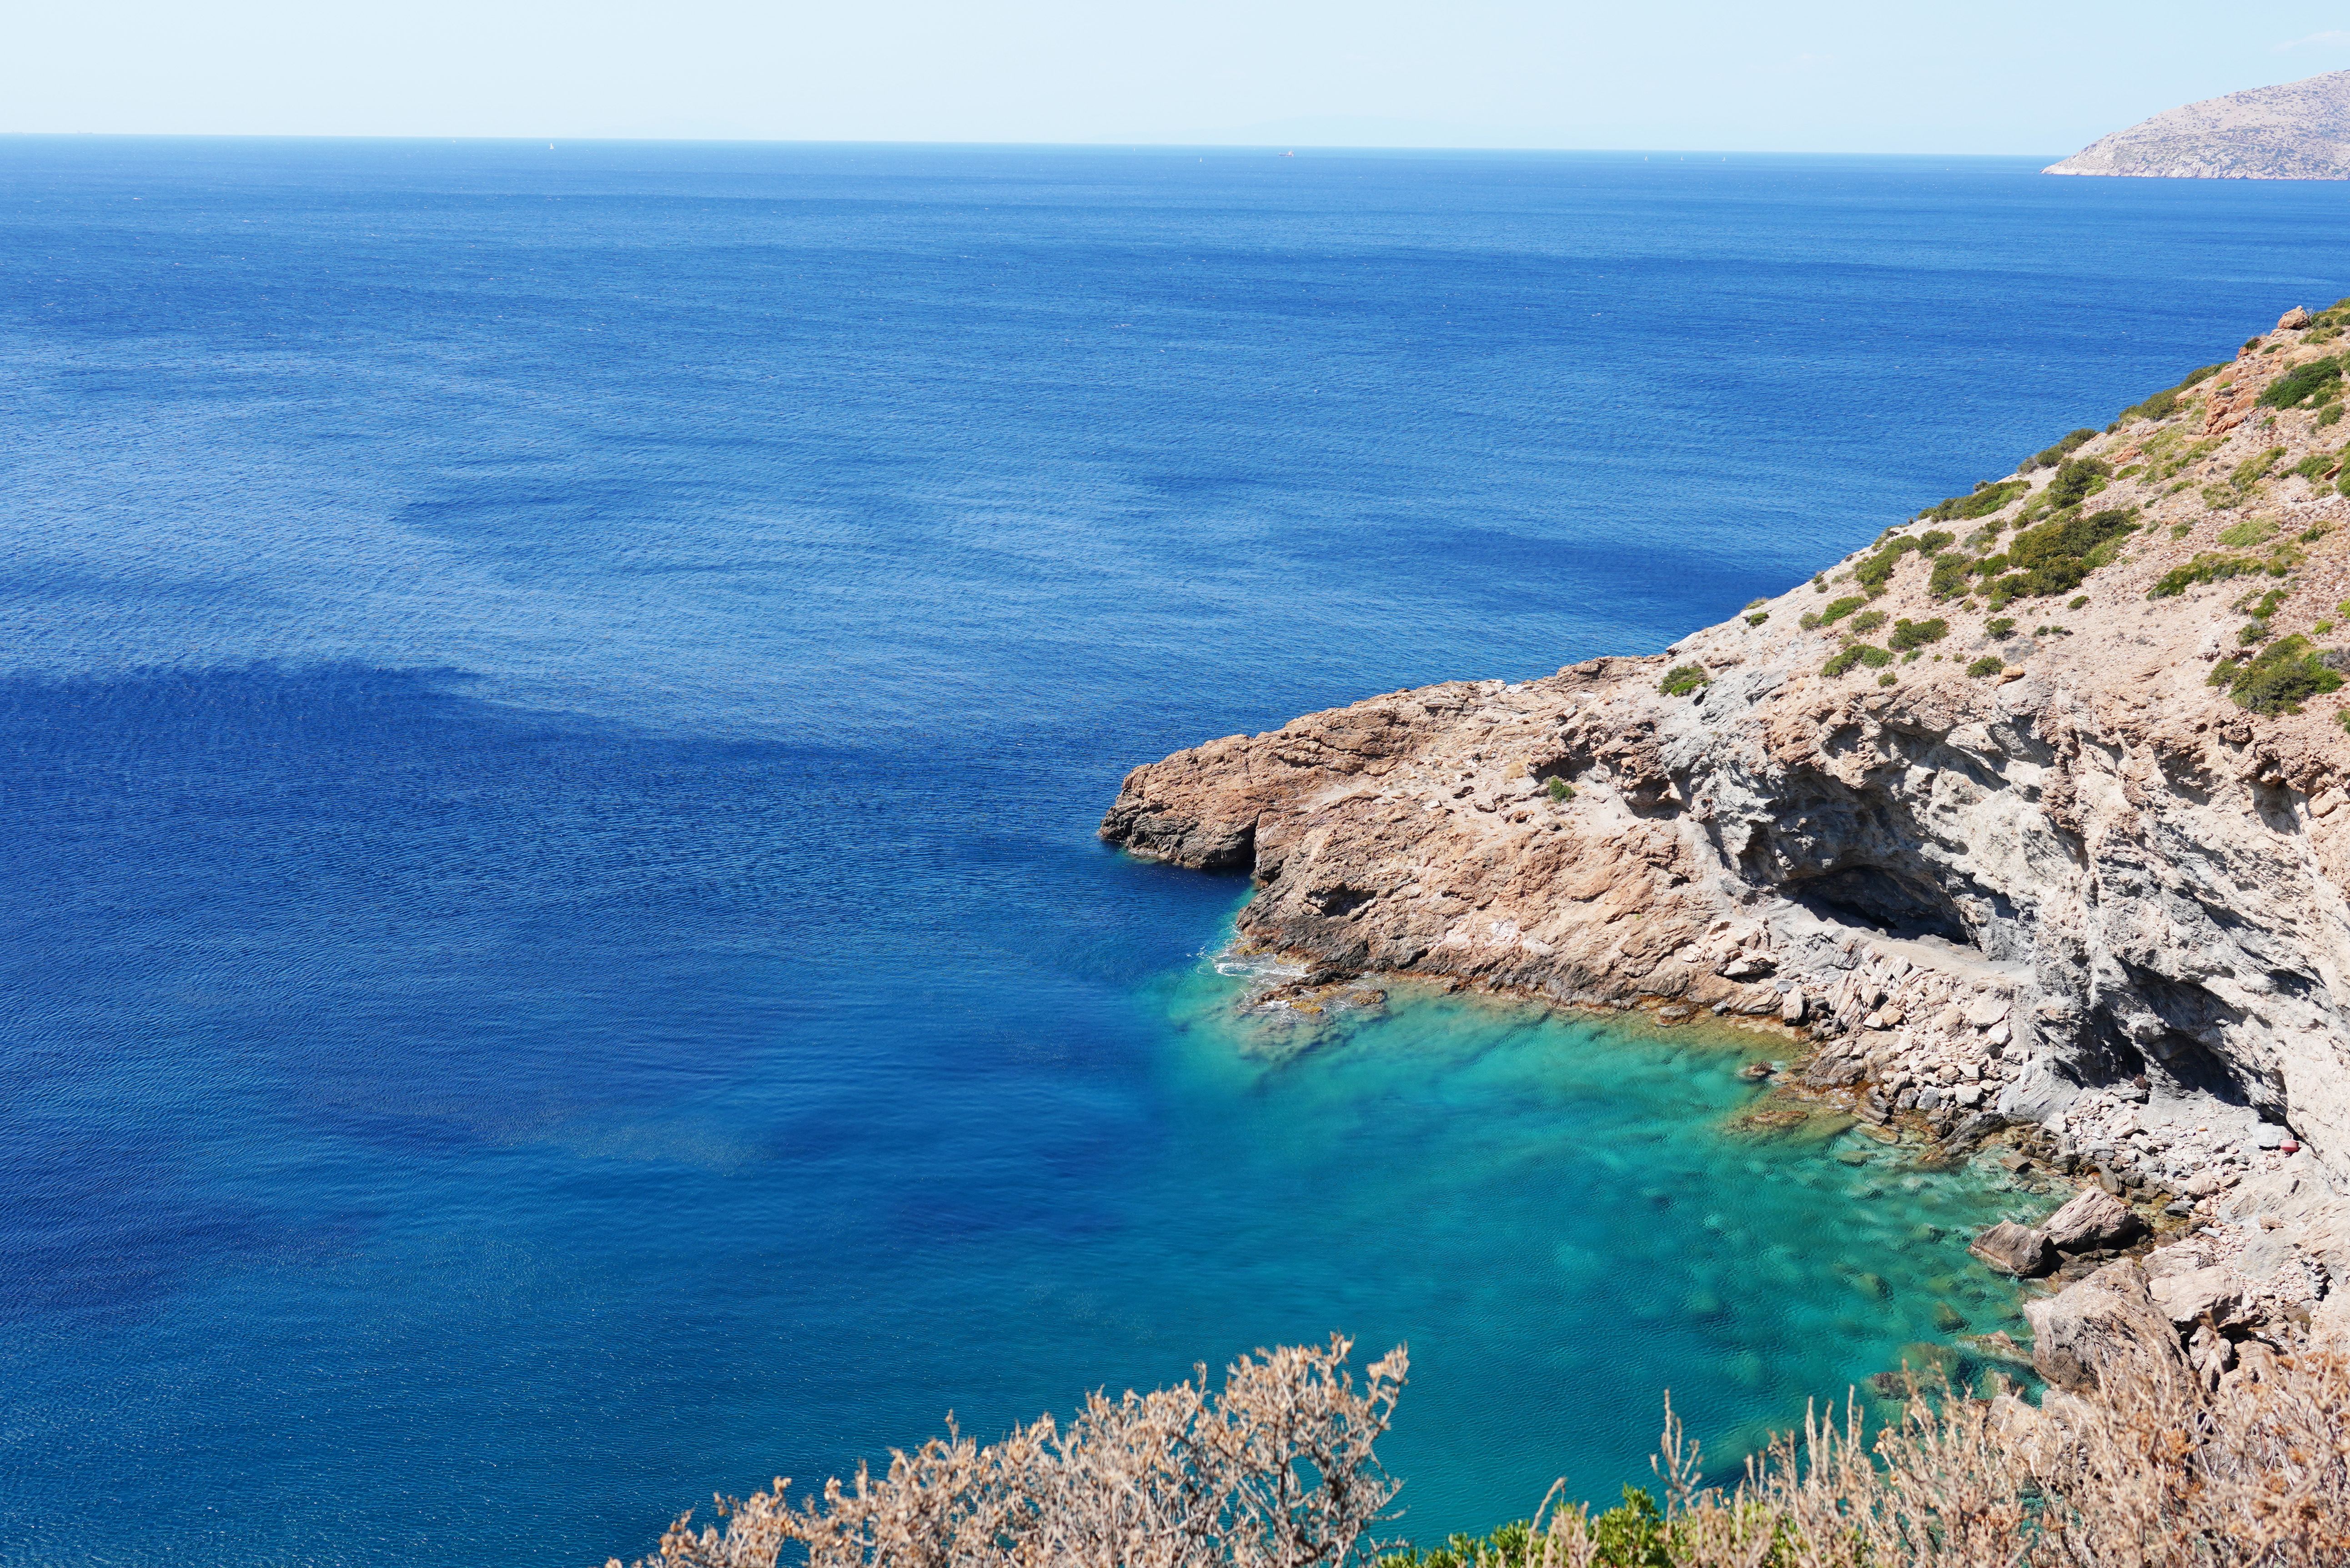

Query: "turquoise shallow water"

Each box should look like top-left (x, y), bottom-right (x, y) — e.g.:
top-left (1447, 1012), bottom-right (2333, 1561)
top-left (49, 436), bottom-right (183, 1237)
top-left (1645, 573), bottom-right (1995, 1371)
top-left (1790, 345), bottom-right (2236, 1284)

top-left (0, 137), bottom-right (2341, 1565)
top-left (1141, 940), bottom-right (2034, 1522)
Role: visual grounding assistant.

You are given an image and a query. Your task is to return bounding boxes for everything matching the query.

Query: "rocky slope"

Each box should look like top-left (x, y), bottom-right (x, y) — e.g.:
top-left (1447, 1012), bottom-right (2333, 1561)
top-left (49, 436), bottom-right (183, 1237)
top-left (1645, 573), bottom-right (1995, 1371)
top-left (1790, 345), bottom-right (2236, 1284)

top-left (1104, 304), bottom-right (2350, 1356)
top-left (2047, 70), bottom-right (2350, 179)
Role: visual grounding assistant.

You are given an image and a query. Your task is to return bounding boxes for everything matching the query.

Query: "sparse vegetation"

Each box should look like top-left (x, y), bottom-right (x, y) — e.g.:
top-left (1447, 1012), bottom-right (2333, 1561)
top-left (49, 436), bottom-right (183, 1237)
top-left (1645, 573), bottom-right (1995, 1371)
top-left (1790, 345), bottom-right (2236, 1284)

top-left (2291, 449), bottom-right (2340, 483)
top-left (1817, 596), bottom-right (1867, 624)
top-left (1887, 617), bottom-right (1947, 650)
top-left (2150, 552), bottom-right (2286, 597)
top-left (1658, 665), bottom-right (1710, 697)
top-left (2209, 633), bottom-right (2345, 714)
top-left (2028, 427), bottom-right (2099, 470)
top-left (1545, 777), bottom-right (1573, 803)
top-left (2042, 455), bottom-right (2110, 510)
top-left (1985, 618), bottom-right (2016, 639)
top-left (2218, 515), bottom-right (2279, 548)
top-left (1915, 478), bottom-right (2027, 523)
top-left (1744, 612), bottom-right (1768, 626)
top-left (1847, 610), bottom-right (1886, 634)
top-left (2321, 401), bottom-right (2345, 427)
top-left (2205, 447), bottom-right (2288, 510)
top-left (2258, 355), bottom-right (2344, 409)
top-left (1821, 643), bottom-right (1892, 677)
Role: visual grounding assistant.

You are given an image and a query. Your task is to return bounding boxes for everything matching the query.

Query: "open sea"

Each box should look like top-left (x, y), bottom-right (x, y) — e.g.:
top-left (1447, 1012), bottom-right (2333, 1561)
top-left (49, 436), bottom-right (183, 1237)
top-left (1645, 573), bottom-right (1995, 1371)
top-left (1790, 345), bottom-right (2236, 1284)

top-left (3, 137), bottom-right (2346, 1566)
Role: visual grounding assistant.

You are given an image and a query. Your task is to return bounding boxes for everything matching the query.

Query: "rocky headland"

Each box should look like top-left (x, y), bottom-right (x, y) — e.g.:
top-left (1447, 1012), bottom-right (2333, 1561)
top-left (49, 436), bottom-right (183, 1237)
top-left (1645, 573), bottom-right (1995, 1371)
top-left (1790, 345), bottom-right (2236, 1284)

top-left (2047, 70), bottom-right (2350, 180)
top-left (1104, 304), bottom-right (2350, 1387)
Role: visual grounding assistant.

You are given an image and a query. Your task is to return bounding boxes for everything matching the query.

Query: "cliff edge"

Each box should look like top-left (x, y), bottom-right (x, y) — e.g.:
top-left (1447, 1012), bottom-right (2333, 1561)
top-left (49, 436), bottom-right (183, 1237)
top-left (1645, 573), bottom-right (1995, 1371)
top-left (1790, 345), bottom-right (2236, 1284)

top-left (2047, 71), bottom-right (2350, 179)
top-left (1105, 304), bottom-right (2350, 1343)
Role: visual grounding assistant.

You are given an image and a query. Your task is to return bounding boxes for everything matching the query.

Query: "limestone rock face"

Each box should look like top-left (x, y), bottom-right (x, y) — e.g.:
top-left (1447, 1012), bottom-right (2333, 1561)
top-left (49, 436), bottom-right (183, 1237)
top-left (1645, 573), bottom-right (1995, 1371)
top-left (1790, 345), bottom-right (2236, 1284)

top-left (1101, 305), bottom-right (2350, 1250)
top-left (2047, 70), bottom-right (2350, 180)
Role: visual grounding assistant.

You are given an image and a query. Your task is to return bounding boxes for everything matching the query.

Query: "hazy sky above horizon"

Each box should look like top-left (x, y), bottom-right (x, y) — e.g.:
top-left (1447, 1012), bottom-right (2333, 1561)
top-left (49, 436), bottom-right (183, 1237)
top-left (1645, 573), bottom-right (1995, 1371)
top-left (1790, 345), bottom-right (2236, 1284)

top-left (13, 1), bottom-right (2350, 153)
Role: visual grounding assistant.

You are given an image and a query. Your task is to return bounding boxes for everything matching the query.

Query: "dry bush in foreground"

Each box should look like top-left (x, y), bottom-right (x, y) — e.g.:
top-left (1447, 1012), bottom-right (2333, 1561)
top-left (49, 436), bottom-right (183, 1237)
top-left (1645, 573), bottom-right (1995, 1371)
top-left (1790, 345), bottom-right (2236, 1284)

top-left (616, 1335), bottom-right (2350, 1568)
top-left (614, 1335), bottom-right (1406, 1568)
top-left (1413, 1349), bottom-right (2350, 1568)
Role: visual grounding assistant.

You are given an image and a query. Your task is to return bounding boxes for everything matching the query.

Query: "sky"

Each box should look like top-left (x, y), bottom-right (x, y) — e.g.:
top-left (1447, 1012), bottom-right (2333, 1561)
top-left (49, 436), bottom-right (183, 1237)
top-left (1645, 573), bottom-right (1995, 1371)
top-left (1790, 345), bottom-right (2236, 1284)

top-left (10, 0), bottom-right (2350, 153)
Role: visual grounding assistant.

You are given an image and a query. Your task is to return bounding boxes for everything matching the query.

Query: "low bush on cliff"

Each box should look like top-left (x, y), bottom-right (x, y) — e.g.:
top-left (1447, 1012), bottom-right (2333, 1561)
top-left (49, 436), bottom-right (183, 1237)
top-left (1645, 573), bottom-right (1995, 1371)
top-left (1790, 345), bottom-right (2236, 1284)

top-left (2042, 456), bottom-right (2110, 511)
top-left (617, 1340), bottom-right (2350, 1568)
top-left (1817, 596), bottom-right (1868, 625)
top-left (1821, 643), bottom-right (1892, 677)
top-left (1915, 479), bottom-right (2027, 524)
top-left (2259, 356), bottom-right (2345, 409)
top-left (2209, 634), bottom-right (2346, 715)
top-left (2027, 427), bottom-right (2099, 470)
top-left (1888, 617), bottom-right (1947, 650)
top-left (2150, 551), bottom-right (2290, 598)
top-left (1967, 655), bottom-right (2005, 678)
top-left (1658, 665), bottom-right (1710, 697)
top-left (1846, 610), bottom-right (1887, 634)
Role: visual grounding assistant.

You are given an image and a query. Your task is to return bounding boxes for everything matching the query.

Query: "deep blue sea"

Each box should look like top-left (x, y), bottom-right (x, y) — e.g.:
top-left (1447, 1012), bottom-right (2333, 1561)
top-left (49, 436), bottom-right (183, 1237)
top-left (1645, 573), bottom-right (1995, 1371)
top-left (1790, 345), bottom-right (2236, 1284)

top-left (3, 137), bottom-right (2346, 1566)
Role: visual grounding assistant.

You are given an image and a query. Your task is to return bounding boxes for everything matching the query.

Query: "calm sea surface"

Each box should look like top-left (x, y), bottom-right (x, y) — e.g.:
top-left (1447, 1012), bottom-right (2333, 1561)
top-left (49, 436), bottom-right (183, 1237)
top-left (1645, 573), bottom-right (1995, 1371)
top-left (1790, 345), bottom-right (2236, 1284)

top-left (3, 138), bottom-right (2346, 1565)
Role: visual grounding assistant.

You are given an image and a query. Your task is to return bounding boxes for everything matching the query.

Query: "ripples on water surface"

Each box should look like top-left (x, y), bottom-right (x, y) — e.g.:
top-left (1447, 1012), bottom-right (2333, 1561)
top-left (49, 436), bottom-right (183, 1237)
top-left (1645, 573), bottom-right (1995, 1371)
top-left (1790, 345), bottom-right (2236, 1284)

top-left (2, 137), bottom-right (2346, 1564)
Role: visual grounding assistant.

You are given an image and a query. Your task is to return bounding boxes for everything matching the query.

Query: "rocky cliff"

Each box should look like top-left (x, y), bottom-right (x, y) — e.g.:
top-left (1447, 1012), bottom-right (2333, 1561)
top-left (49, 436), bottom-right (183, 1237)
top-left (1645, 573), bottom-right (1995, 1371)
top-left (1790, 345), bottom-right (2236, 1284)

top-left (2047, 71), bottom-right (2350, 180)
top-left (1105, 304), bottom-right (2350, 1347)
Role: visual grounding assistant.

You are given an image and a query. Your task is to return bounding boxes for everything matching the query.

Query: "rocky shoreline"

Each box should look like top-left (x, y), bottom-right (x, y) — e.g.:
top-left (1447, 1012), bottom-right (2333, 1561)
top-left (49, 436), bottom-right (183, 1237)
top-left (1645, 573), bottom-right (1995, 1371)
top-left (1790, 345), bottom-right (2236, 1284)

top-left (1106, 304), bottom-right (2350, 1390)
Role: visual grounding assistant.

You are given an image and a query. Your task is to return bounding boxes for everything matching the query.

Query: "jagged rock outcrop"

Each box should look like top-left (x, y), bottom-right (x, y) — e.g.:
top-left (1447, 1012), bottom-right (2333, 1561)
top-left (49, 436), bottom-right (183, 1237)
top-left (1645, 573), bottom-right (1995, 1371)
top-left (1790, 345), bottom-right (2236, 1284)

top-left (1104, 306), bottom-right (2350, 1330)
top-left (2047, 70), bottom-right (2350, 180)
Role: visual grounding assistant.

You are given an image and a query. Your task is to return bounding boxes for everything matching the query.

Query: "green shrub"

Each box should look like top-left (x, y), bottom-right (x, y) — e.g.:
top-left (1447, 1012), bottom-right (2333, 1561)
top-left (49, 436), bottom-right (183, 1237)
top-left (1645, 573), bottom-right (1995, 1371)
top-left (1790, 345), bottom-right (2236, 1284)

top-left (2150, 553), bottom-right (2265, 596)
top-left (1818, 595), bottom-right (1868, 624)
top-left (2043, 456), bottom-right (2110, 509)
top-left (2292, 450), bottom-right (2339, 482)
top-left (2170, 522), bottom-right (2195, 538)
top-left (1658, 664), bottom-right (1710, 696)
top-left (2119, 387), bottom-right (2178, 424)
top-left (1967, 655), bottom-right (2005, 678)
top-left (1877, 671), bottom-right (1897, 686)
top-left (2258, 356), bottom-right (2344, 409)
top-left (2217, 515), bottom-right (2278, 548)
top-left (1957, 506), bottom-right (2138, 603)
top-left (2322, 402), bottom-right (2345, 427)
top-left (2178, 362), bottom-right (2229, 390)
top-left (1545, 777), bottom-right (1573, 802)
top-left (1928, 554), bottom-right (1975, 600)
top-left (1812, 574), bottom-right (1827, 592)
top-left (2068, 595), bottom-right (2089, 609)
top-left (1888, 617), bottom-right (1948, 649)
top-left (2029, 428), bottom-right (2099, 470)
top-left (1914, 529), bottom-right (1956, 556)
top-left (1821, 643), bottom-right (1893, 677)
top-left (1382, 1489), bottom-right (1671, 1568)
top-left (1745, 611), bottom-right (1768, 626)
top-left (2140, 432), bottom-right (2220, 483)
top-left (2304, 523), bottom-right (2335, 543)
top-left (1986, 617), bottom-right (2016, 638)
top-left (2210, 634), bottom-right (2345, 714)
top-left (1917, 478), bottom-right (2028, 523)
top-left (1798, 612), bottom-right (1821, 630)
top-left (1848, 609), bottom-right (1887, 634)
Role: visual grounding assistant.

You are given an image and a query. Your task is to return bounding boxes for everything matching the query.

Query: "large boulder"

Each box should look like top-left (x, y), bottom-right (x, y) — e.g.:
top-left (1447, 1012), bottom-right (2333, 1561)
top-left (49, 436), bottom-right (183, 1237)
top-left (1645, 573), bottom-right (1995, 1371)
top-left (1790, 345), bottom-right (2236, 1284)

top-left (2041, 1186), bottom-right (2144, 1252)
top-left (2148, 1265), bottom-right (2249, 1330)
top-left (2024, 1261), bottom-right (2186, 1393)
top-left (1969, 1221), bottom-right (2053, 1277)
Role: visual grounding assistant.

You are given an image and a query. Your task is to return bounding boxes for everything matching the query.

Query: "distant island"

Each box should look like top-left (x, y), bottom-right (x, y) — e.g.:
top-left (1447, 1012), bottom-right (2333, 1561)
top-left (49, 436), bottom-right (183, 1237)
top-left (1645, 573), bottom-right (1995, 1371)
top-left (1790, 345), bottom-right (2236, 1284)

top-left (2047, 70), bottom-right (2350, 178)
